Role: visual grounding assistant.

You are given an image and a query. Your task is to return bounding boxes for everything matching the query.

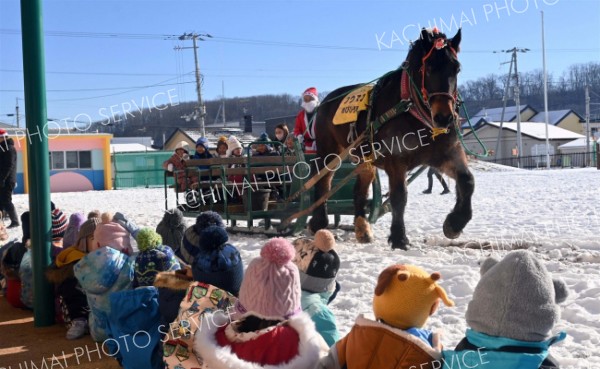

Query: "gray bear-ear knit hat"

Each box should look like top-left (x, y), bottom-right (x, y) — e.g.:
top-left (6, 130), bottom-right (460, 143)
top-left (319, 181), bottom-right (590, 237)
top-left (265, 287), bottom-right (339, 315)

top-left (466, 250), bottom-right (568, 342)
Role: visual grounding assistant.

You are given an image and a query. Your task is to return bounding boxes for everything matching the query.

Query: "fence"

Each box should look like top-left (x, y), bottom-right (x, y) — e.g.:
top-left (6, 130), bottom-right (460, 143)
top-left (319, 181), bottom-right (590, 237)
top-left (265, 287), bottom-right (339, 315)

top-left (112, 151), bottom-right (172, 189)
top-left (485, 151), bottom-right (597, 169)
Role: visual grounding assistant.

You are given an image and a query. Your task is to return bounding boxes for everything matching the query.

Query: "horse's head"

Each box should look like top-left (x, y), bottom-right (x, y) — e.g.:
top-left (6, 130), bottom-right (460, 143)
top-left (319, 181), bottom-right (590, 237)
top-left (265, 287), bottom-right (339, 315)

top-left (410, 28), bottom-right (462, 129)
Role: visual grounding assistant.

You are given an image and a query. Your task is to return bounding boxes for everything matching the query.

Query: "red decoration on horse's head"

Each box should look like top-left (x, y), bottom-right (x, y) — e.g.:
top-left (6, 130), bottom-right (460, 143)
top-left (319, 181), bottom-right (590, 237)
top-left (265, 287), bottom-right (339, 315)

top-left (434, 38), bottom-right (446, 50)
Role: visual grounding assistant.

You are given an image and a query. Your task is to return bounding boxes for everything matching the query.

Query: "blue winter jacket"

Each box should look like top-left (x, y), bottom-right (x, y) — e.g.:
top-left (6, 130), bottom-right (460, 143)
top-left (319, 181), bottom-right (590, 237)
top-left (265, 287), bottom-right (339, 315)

top-left (108, 287), bottom-right (163, 369)
top-left (301, 290), bottom-right (340, 347)
top-left (442, 329), bottom-right (566, 369)
top-left (74, 247), bottom-right (135, 342)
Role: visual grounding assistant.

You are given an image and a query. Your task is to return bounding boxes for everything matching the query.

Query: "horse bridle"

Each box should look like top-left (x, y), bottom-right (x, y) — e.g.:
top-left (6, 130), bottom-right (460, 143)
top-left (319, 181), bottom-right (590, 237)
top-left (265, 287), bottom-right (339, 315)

top-left (419, 36), bottom-right (459, 109)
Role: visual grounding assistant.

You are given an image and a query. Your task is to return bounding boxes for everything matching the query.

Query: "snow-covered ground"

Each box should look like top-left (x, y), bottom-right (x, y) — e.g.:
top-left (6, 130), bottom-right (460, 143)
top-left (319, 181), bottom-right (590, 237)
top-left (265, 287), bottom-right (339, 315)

top-left (4, 163), bottom-right (599, 368)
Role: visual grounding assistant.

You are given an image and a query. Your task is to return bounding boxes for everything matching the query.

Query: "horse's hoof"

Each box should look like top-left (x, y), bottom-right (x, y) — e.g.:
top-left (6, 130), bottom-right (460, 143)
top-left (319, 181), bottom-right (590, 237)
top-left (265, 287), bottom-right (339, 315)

top-left (391, 242), bottom-right (409, 250)
top-left (443, 218), bottom-right (462, 239)
top-left (354, 216), bottom-right (373, 243)
top-left (388, 235), bottom-right (410, 250)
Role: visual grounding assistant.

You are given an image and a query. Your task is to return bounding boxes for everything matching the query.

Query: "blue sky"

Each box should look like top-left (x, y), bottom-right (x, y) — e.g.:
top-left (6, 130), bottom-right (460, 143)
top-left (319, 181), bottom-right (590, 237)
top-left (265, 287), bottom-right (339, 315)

top-left (0, 0), bottom-right (599, 125)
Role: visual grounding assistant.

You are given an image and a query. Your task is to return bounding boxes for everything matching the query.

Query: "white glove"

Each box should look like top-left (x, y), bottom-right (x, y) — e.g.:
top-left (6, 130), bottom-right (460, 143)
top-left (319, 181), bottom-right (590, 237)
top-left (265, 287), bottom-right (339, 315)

top-left (167, 163), bottom-right (174, 172)
top-left (296, 135), bottom-right (304, 144)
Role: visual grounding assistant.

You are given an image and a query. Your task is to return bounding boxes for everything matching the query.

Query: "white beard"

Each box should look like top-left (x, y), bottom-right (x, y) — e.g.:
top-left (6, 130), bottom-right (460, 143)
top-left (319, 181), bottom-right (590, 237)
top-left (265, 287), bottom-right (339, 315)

top-left (301, 100), bottom-right (318, 113)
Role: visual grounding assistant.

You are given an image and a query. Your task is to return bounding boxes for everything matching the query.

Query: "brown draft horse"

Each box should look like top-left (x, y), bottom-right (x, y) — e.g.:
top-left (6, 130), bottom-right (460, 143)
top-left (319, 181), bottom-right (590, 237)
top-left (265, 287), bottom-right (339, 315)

top-left (309, 28), bottom-right (474, 250)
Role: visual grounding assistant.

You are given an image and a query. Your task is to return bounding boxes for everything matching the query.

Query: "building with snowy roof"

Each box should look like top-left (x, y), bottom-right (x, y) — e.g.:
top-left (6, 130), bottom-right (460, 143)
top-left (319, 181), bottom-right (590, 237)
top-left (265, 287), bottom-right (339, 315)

top-left (162, 127), bottom-right (258, 152)
top-left (462, 121), bottom-right (584, 160)
top-left (461, 105), bottom-right (537, 131)
top-left (528, 109), bottom-right (587, 135)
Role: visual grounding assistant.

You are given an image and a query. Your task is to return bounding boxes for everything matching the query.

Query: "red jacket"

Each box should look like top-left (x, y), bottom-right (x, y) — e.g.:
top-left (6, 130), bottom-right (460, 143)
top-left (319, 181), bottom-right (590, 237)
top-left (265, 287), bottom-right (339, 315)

top-left (293, 110), bottom-right (317, 153)
top-left (163, 153), bottom-right (197, 191)
top-left (194, 312), bottom-right (328, 369)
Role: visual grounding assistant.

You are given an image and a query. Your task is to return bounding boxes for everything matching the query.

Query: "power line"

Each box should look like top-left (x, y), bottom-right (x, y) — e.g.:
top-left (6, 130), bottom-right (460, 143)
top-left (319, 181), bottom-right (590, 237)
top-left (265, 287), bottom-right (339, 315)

top-left (46, 75), bottom-right (195, 102)
top-left (1, 29), bottom-right (598, 53)
top-left (0, 80), bottom-right (195, 93)
top-left (0, 68), bottom-right (179, 77)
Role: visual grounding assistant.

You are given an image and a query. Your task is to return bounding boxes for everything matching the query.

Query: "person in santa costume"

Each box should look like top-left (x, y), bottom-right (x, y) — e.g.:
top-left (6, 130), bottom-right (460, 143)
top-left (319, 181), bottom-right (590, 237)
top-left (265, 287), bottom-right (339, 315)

top-left (293, 87), bottom-right (319, 154)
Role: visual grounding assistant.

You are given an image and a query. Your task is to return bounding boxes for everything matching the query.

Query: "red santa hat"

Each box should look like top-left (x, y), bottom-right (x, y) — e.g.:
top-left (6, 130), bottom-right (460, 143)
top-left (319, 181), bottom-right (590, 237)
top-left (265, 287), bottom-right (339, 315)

top-left (302, 87), bottom-right (318, 101)
top-left (0, 129), bottom-right (8, 138)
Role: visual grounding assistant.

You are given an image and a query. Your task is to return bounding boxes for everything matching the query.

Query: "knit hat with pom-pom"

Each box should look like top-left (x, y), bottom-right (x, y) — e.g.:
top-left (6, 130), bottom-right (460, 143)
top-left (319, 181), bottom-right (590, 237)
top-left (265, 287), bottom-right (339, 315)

top-left (93, 212), bottom-right (132, 255)
top-left (191, 225), bottom-right (243, 296)
top-left (181, 211), bottom-right (226, 264)
top-left (193, 211), bottom-right (225, 235)
top-left (134, 228), bottom-right (180, 288)
top-left (237, 238), bottom-right (301, 319)
top-left (292, 229), bottom-right (340, 293)
top-left (136, 228), bottom-right (163, 252)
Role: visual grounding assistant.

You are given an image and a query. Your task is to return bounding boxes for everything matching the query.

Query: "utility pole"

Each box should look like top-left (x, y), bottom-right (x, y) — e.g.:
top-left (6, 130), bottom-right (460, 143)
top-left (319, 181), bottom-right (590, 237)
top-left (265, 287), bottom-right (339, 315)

top-left (541, 11), bottom-right (551, 169)
top-left (512, 48), bottom-right (524, 168)
top-left (495, 47), bottom-right (529, 167)
top-left (222, 80), bottom-right (226, 126)
top-left (494, 56), bottom-right (514, 160)
top-left (16, 98), bottom-right (20, 128)
top-left (176, 32), bottom-right (212, 138)
top-left (585, 84), bottom-right (591, 166)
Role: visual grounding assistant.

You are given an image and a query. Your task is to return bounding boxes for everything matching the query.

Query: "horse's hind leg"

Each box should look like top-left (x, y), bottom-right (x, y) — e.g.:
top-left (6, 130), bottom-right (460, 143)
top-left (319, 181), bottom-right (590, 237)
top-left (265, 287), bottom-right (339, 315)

top-left (308, 158), bottom-right (334, 233)
top-left (386, 165), bottom-right (410, 250)
top-left (354, 163), bottom-right (376, 243)
top-left (441, 152), bottom-right (475, 238)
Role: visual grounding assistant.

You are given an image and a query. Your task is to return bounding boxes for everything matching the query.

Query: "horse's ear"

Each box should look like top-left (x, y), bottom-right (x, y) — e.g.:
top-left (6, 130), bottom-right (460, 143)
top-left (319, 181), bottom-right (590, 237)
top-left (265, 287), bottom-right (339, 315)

top-left (420, 28), bottom-right (433, 44)
top-left (450, 28), bottom-right (462, 52)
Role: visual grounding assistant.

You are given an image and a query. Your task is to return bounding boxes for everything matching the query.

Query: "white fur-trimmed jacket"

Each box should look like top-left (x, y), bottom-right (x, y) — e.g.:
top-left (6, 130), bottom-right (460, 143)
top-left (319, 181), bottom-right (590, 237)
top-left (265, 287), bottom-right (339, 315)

top-left (194, 312), bottom-right (329, 369)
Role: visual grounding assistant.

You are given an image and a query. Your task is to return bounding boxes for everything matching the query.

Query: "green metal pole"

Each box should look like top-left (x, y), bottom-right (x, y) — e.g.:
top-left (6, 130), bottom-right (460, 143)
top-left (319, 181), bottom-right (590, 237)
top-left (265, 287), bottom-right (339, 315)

top-left (20, 0), bottom-right (54, 326)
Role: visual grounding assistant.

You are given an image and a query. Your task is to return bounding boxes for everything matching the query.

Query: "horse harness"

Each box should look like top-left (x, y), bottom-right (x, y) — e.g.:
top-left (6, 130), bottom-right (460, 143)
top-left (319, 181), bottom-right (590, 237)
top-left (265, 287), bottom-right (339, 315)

top-left (353, 34), bottom-right (460, 154)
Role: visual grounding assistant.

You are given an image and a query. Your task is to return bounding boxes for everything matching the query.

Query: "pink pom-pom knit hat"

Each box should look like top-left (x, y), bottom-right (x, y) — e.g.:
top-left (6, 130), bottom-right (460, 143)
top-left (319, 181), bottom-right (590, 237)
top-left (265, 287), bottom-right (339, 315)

top-left (237, 238), bottom-right (302, 320)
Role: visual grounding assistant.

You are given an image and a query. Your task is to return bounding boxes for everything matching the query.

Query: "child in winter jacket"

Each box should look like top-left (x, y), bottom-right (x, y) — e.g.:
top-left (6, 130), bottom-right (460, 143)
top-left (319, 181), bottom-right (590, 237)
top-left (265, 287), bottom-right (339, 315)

top-left (252, 132), bottom-right (277, 157)
top-left (62, 213), bottom-right (85, 248)
top-left (161, 281), bottom-right (237, 369)
top-left (92, 212), bottom-right (135, 255)
top-left (153, 269), bottom-right (194, 334)
top-left (109, 286), bottom-right (163, 369)
top-left (156, 208), bottom-right (187, 261)
top-left (179, 211), bottom-right (224, 265)
top-left (133, 228), bottom-right (180, 288)
top-left (47, 214), bottom-right (101, 339)
top-left (292, 229), bottom-right (341, 346)
top-left (74, 246), bottom-right (135, 342)
top-left (193, 137), bottom-right (214, 181)
top-left (190, 225), bottom-right (244, 296)
top-left (0, 214), bottom-right (28, 308)
top-left (317, 264), bottom-right (455, 369)
top-left (153, 222), bottom-right (245, 340)
top-left (163, 141), bottom-right (198, 192)
top-left (226, 136), bottom-right (244, 203)
top-left (216, 136), bottom-right (228, 158)
top-left (441, 250), bottom-right (568, 369)
top-left (194, 238), bottom-right (329, 369)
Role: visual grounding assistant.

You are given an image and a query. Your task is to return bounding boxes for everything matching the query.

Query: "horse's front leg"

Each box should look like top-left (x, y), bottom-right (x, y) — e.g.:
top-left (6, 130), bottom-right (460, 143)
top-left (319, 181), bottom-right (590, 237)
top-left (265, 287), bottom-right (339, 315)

top-left (386, 166), bottom-right (409, 250)
top-left (354, 163), bottom-right (376, 243)
top-left (441, 150), bottom-right (475, 239)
